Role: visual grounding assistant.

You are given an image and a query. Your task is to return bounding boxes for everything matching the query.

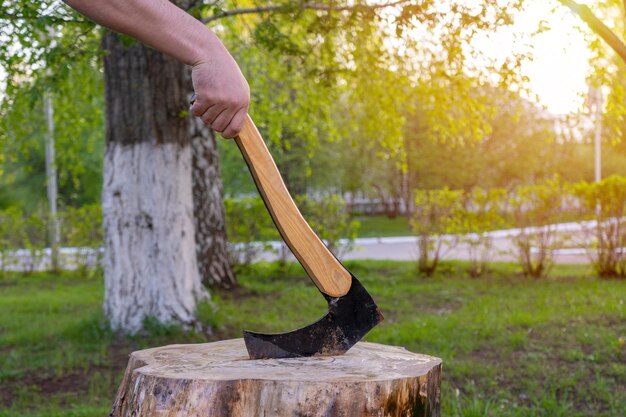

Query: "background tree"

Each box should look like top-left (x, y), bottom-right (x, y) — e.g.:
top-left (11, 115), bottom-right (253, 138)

top-left (556, 1), bottom-right (626, 158)
top-left (1, 0), bottom-right (534, 332)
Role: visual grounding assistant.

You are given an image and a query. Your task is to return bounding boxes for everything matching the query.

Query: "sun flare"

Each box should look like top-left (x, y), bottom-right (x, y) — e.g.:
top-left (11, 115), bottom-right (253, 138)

top-left (481, 1), bottom-right (592, 115)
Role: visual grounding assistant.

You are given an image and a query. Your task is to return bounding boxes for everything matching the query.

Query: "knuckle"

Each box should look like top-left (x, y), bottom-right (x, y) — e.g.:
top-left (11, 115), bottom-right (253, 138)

top-left (213, 121), bottom-right (227, 132)
top-left (191, 105), bottom-right (204, 117)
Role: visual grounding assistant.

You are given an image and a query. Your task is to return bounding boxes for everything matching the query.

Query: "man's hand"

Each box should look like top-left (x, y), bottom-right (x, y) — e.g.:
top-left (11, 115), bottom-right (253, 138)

top-left (64, 0), bottom-right (250, 138)
top-left (190, 51), bottom-right (249, 139)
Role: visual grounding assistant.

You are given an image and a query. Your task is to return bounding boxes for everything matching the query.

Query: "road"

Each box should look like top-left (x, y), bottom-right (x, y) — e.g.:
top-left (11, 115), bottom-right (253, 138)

top-left (1, 221), bottom-right (595, 272)
top-left (256, 222), bottom-right (593, 264)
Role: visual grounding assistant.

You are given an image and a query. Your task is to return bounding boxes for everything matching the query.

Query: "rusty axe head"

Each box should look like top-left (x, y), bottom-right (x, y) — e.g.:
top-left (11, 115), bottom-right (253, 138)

top-left (244, 274), bottom-right (383, 359)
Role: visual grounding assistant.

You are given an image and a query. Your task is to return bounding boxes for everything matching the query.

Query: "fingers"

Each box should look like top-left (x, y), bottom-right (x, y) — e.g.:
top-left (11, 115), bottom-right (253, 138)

top-left (221, 108), bottom-right (247, 139)
top-left (192, 96), bottom-right (247, 138)
top-left (200, 104), bottom-right (227, 127)
top-left (211, 107), bottom-right (233, 132)
top-left (190, 97), bottom-right (210, 119)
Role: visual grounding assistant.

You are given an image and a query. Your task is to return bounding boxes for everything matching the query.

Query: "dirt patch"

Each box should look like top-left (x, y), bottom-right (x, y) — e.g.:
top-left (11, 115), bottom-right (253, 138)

top-left (215, 285), bottom-right (261, 301)
top-left (0, 279), bottom-right (18, 288)
top-left (1, 343), bottom-right (132, 409)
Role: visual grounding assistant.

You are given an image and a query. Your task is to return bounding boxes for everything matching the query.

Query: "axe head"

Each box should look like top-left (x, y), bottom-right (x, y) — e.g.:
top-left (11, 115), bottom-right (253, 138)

top-left (243, 274), bottom-right (383, 359)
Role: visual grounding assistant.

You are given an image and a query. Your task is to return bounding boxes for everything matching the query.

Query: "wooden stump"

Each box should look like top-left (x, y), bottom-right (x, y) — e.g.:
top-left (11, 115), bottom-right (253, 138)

top-left (110, 338), bottom-right (442, 417)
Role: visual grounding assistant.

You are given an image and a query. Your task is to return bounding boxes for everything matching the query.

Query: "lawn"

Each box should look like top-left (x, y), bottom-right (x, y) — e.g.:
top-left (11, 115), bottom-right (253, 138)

top-left (1, 261), bottom-right (625, 416)
top-left (354, 215), bottom-right (413, 237)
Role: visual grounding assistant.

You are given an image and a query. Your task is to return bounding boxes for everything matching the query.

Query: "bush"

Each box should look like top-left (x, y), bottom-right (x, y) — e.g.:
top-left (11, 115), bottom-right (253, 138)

top-left (0, 208), bottom-right (47, 274)
top-left (458, 187), bottom-right (508, 277)
top-left (224, 197), bottom-right (278, 268)
top-left (573, 176), bottom-right (626, 278)
top-left (0, 207), bottom-right (25, 273)
top-left (508, 177), bottom-right (567, 279)
top-left (411, 188), bottom-right (463, 276)
top-left (20, 212), bottom-right (47, 273)
top-left (295, 194), bottom-right (360, 258)
top-left (61, 204), bottom-right (104, 273)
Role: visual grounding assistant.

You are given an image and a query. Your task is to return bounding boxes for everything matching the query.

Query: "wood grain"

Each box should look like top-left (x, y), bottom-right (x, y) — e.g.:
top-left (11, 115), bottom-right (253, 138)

top-left (235, 116), bottom-right (352, 297)
top-left (110, 338), bottom-right (443, 417)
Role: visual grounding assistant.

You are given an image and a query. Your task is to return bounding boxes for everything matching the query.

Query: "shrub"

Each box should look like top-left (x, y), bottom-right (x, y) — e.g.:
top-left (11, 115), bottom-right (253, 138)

top-left (0, 209), bottom-right (47, 274)
top-left (508, 177), bottom-right (567, 279)
top-left (224, 197), bottom-right (278, 268)
top-left (458, 187), bottom-right (508, 277)
top-left (295, 194), bottom-right (360, 258)
top-left (20, 212), bottom-right (47, 274)
top-left (62, 204), bottom-right (104, 273)
top-left (573, 176), bottom-right (626, 278)
top-left (0, 207), bottom-right (24, 274)
top-left (411, 188), bottom-right (463, 276)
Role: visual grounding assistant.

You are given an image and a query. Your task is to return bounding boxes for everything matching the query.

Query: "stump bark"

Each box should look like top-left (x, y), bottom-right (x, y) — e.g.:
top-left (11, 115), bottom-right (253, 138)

top-left (110, 338), bottom-right (442, 417)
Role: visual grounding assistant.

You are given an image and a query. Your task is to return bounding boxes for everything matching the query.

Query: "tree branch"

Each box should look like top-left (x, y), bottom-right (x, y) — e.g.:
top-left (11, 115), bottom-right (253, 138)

top-left (0, 11), bottom-right (90, 25)
top-left (202, 0), bottom-right (412, 23)
top-left (558, 0), bottom-right (626, 65)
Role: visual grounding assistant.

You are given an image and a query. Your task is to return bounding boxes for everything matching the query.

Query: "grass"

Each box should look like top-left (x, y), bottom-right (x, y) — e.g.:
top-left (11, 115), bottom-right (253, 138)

top-left (354, 215), bottom-right (412, 237)
top-left (1, 261), bottom-right (625, 416)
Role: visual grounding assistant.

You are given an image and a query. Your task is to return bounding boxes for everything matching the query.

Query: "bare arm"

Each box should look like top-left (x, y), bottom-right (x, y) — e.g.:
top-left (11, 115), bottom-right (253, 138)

top-left (64, 0), bottom-right (249, 138)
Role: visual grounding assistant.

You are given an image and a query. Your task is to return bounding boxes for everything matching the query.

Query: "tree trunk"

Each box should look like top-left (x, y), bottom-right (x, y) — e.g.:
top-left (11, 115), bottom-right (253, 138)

top-left (101, 32), bottom-right (207, 333)
top-left (110, 339), bottom-right (442, 417)
top-left (190, 118), bottom-right (237, 289)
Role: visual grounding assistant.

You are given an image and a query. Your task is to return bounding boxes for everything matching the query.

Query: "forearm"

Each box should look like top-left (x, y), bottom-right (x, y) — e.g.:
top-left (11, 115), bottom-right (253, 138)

top-left (63, 0), bottom-right (222, 66)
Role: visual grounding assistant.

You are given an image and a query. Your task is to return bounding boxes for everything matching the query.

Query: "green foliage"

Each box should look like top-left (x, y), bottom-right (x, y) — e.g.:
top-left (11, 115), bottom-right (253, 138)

top-left (0, 208), bottom-right (47, 274)
top-left (582, 1), bottom-right (626, 146)
top-left (295, 194), bottom-right (360, 257)
top-left (0, 207), bottom-right (26, 272)
top-left (0, 206), bottom-right (104, 274)
top-left (573, 175), bottom-right (626, 278)
top-left (61, 204), bottom-right (103, 273)
top-left (224, 194), bottom-right (359, 268)
top-left (0, 2), bottom-right (103, 211)
top-left (0, 53), bottom-right (104, 211)
top-left (214, 0), bottom-right (527, 198)
top-left (411, 187), bottom-right (463, 276)
top-left (223, 197), bottom-right (278, 267)
top-left (458, 187), bottom-right (509, 277)
top-left (508, 177), bottom-right (568, 279)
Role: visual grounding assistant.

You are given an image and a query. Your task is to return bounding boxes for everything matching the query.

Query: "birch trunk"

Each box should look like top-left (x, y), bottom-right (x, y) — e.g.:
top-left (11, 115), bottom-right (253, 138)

top-left (190, 119), bottom-right (236, 289)
top-left (102, 32), bottom-right (207, 333)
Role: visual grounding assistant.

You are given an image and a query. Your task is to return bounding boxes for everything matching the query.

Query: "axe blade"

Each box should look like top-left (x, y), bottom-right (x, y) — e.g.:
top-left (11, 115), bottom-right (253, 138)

top-left (243, 275), bottom-right (383, 359)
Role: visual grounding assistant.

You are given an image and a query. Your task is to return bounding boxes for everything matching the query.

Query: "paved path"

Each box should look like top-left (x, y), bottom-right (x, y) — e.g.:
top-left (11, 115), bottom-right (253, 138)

top-left (1, 221), bottom-right (596, 272)
top-left (256, 221), bottom-right (594, 264)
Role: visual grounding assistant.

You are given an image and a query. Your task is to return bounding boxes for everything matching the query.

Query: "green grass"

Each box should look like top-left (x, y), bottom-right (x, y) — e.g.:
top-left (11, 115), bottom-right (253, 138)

top-left (1, 262), bottom-right (625, 416)
top-left (354, 215), bottom-right (412, 237)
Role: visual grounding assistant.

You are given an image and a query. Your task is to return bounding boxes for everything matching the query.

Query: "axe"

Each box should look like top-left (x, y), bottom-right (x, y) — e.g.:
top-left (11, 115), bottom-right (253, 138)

top-left (236, 116), bottom-right (383, 359)
top-left (191, 95), bottom-right (383, 359)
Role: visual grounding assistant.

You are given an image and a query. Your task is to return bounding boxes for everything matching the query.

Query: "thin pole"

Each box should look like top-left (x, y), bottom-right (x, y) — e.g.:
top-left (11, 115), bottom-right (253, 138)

top-left (44, 92), bottom-right (60, 270)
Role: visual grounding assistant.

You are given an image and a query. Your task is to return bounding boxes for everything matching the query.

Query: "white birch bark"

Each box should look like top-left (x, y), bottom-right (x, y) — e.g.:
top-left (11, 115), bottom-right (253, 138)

top-left (102, 141), bottom-right (207, 333)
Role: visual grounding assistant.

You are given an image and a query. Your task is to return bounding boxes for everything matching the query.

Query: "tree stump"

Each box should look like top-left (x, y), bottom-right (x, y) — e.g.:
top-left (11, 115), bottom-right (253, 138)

top-left (110, 338), bottom-right (442, 417)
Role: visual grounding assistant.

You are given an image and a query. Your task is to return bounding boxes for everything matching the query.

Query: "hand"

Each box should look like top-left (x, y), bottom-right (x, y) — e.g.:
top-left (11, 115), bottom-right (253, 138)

top-left (190, 46), bottom-right (250, 139)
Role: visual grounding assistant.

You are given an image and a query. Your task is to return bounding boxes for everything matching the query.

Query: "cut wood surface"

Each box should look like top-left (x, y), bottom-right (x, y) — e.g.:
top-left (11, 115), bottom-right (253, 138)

top-left (111, 338), bottom-right (442, 417)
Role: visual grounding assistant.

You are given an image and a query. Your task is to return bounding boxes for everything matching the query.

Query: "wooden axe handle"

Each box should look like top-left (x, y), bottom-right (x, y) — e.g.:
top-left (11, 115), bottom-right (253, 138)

top-left (235, 115), bottom-right (352, 297)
